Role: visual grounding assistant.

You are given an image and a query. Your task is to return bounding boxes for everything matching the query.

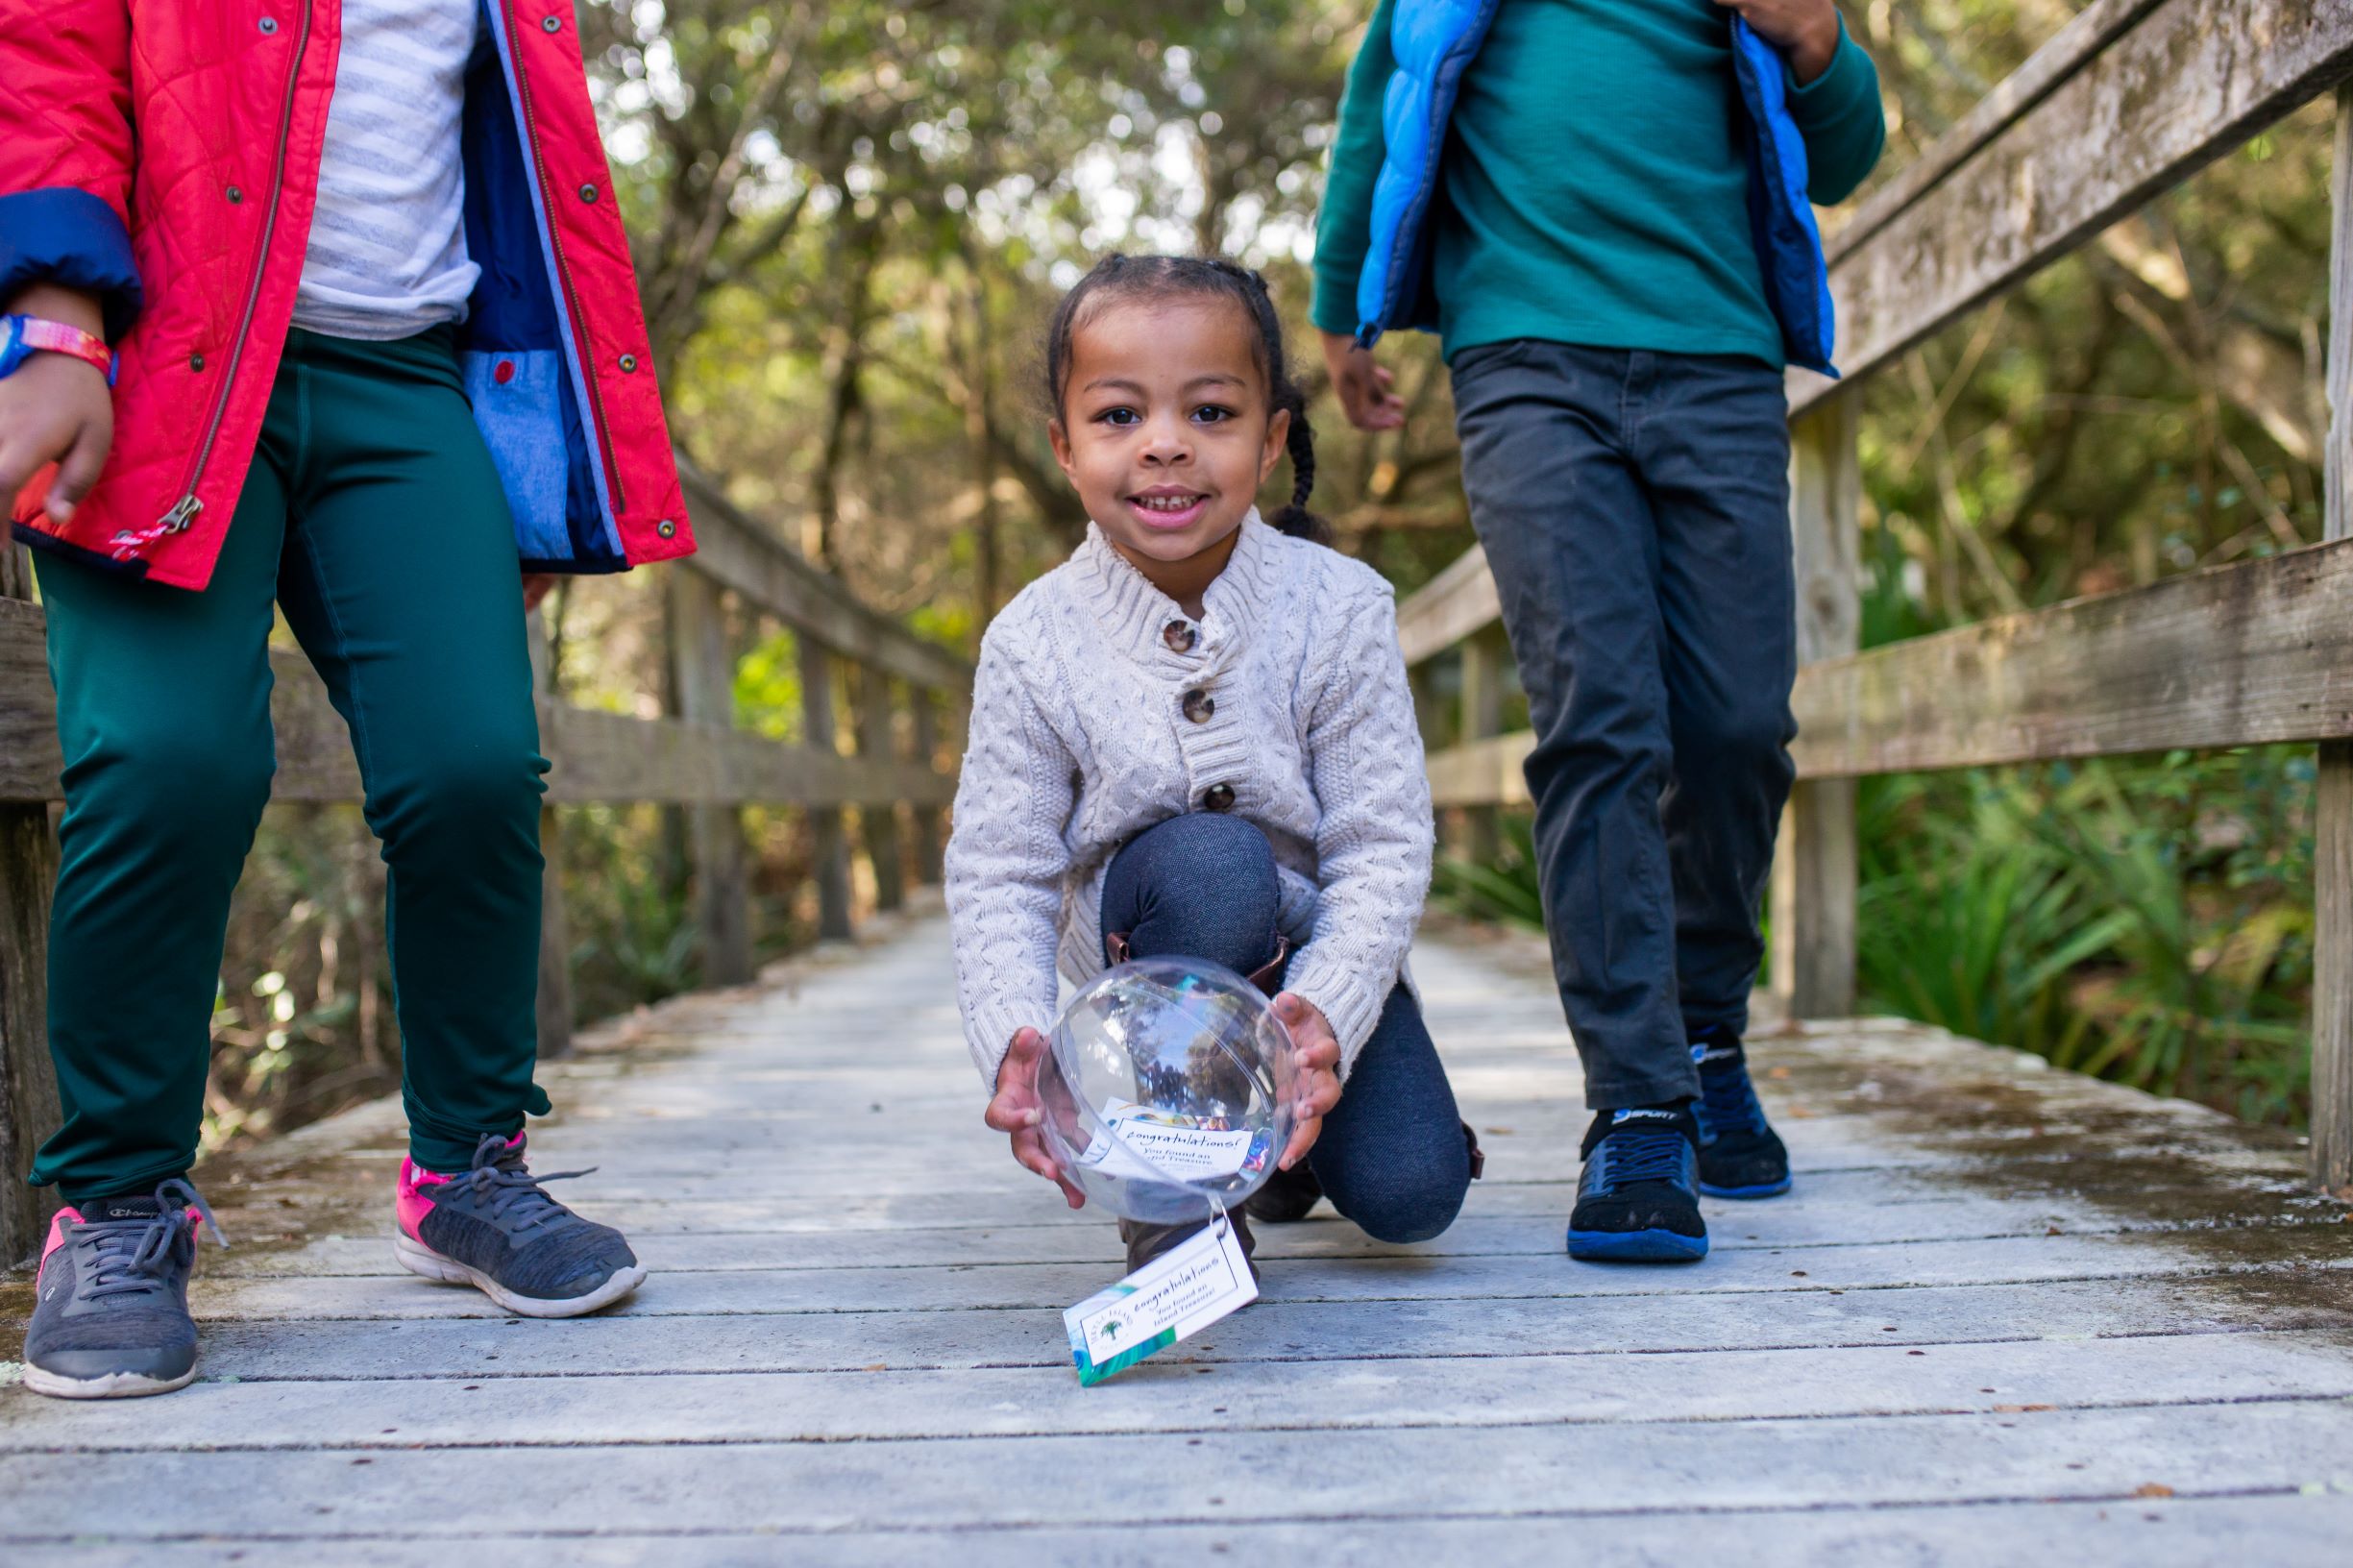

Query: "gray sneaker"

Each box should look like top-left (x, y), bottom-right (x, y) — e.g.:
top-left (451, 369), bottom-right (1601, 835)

top-left (23, 1181), bottom-right (224, 1399)
top-left (395, 1133), bottom-right (645, 1316)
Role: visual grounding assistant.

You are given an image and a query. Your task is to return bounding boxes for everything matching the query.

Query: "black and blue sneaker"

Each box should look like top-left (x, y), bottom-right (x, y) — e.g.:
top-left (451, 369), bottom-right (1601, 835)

top-left (1566, 1105), bottom-right (1708, 1262)
top-left (1690, 1027), bottom-right (1792, 1199)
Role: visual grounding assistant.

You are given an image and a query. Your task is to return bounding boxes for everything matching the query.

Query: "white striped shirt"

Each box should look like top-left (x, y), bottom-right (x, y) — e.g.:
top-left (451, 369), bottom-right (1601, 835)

top-left (292, 0), bottom-right (482, 340)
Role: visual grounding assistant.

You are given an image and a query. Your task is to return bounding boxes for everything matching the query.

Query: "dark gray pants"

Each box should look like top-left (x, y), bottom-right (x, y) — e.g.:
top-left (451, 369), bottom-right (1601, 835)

top-left (1450, 340), bottom-right (1796, 1111)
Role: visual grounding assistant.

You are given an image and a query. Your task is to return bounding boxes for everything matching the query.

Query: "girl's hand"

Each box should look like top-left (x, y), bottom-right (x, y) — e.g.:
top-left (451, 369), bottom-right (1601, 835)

top-left (1272, 992), bottom-right (1343, 1169)
top-left (0, 284), bottom-right (114, 527)
top-left (1714, 0), bottom-right (1843, 84)
top-left (985, 1027), bottom-right (1086, 1209)
top-left (1320, 331), bottom-right (1406, 432)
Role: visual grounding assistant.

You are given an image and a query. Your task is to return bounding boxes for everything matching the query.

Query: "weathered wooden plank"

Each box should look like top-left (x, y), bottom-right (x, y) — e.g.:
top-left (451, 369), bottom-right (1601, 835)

top-left (1396, 541), bottom-right (1498, 668)
top-left (1821, 0), bottom-right (2166, 268)
top-left (1772, 392), bottom-right (1862, 1017)
top-left (21, 1498), bottom-right (2351, 1568)
top-left (0, 555), bottom-right (60, 1265)
top-left (910, 692), bottom-right (944, 883)
top-left (2316, 85), bottom-right (2353, 1198)
top-left (799, 636), bottom-right (855, 940)
top-left (1795, 0), bottom-right (2353, 414)
top-left (117, 1270), bottom-right (2350, 1384)
top-left (855, 666), bottom-right (907, 912)
top-left (670, 570), bottom-right (753, 984)
top-left (0, 602), bottom-right (953, 808)
top-left (526, 616), bottom-right (575, 1057)
top-left (9, 1334), bottom-right (2344, 1452)
top-left (186, 1237), bottom-right (2353, 1320)
top-left (1426, 731), bottom-right (1533, 808)
top-left (1788, 536), bottom-right (2353, 776)
top-left (679, 465), bottom-right (970, 694)
top-left (5, 1401), bottom-right (2350, 1539)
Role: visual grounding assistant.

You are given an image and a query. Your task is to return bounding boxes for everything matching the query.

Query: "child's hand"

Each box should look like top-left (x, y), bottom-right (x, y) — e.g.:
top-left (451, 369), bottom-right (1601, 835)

top-left (1272, 992), bottom-right (1344, 1170)
top-left (1716, 0), bottom-right (1844, 84)
top-left (1320, 331), bottom-right (1406, 432)
top-left (0, 285), bottom-right (114, 528)
top-left (985, 1027), bottom-right (1086, 1209)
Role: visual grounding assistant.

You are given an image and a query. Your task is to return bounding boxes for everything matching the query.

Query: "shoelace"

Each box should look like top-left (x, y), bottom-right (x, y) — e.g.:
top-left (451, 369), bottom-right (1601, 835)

top-left (1696, 1054), bottom-right (1768, 1139)
top-left (1595, 1127), bottom-right (1690, 1190)
top-left (74, 1178), bottom-right (228, 1301)
top-left (452, 1133), bottom-right (596, 1235)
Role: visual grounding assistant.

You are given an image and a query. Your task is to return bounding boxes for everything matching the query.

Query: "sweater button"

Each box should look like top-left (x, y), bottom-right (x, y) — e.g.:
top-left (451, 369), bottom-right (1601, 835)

top-left (1182, 689), bottom-right (1214, 723)
top-left (258, 16), bottom-right (278, 34)
top-left (1202, 783), bottom-right (1236, 813)
top-left (578, 183), bottom-right (599, 203)
top-left (542, 13), bottom-right (563, 31)
top-left (1162, 620), bottom-right (1196, 652)
top-left (226, 185), bottom-right (243, 204)
top-left (618, 354), bottom-right (639, 373)
top-left (656, 519), bottom-right (677, 539)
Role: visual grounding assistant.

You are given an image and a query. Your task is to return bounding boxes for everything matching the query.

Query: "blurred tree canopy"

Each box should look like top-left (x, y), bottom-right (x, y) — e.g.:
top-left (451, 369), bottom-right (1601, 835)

top-left (558, 0), bottom-right (2335, 691)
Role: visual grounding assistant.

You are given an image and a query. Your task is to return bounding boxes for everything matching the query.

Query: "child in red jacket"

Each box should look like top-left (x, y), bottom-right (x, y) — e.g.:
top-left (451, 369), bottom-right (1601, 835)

top-left (0, 0), bottom-right (695, 1398)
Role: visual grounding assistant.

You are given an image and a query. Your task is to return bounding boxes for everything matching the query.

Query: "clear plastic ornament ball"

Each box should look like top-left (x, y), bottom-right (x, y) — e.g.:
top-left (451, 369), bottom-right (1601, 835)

top-left (1038, 958), bottom-right (1301, 1224)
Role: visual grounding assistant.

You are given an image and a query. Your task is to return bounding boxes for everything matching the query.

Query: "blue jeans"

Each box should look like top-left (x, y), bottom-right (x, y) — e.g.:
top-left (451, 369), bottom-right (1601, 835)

top-left (1451, 340), bottom-right (1797, 1111)
top-left (1100, 814), bottom-right (1470, 1243)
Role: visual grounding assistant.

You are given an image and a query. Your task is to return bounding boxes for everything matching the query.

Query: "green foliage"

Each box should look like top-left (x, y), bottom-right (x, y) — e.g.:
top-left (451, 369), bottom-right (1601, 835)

top-left (1433, 747), bottom-right (2317, 1130)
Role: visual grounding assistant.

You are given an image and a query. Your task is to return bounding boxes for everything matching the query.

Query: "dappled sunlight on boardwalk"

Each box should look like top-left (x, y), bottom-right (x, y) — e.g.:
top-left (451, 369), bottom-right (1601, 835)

top-left (5, 910), bottom-right (2353, 1562)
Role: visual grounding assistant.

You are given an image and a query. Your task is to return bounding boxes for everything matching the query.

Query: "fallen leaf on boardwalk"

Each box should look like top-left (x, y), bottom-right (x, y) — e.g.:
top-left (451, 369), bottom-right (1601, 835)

top-left (865, 1362), bottom-right (888, 1372)
top-left (1484, 1127), bottom-right (1514, 1136)
top-left (2046, 1225), bottom-right (2063, 1236)
top-left (2134, 1483), bottom-right (2174, 1499)
top-left (1992, 1404), bottom-right (2054, 1412)
top-left (1786, 1106), bottom-right (1815, 1118)
top-left (1768, 1066), bottom-right (1792, 1079)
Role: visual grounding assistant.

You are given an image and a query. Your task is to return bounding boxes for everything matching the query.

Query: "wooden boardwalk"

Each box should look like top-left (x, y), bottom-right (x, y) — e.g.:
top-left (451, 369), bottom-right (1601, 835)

top-left (6, 906), bottom-right (2353, 1564)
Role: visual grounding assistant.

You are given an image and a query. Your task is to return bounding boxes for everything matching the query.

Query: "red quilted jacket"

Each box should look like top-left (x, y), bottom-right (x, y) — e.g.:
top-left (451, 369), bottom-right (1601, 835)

top-left (0, 0), bottom-right (694, 592)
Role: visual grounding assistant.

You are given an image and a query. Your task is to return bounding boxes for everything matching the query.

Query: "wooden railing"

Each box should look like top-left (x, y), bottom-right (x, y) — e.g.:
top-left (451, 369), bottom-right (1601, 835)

top-left (0, 466), bottom-right (969, 1260)
top-left (1396, 0), bottom-right (2353, 1192)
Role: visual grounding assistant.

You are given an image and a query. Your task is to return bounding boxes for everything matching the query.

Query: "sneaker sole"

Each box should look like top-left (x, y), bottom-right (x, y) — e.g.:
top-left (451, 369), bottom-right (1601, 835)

top-left (1565, 1228), bottom-right (1710, 1262)
top-left (1700, 1176), bottom-right (1794, 1200)
top-left (21, 1362), bottom-right (197, 1400)
top-left (394, 1231), bottom-right (647, 1318)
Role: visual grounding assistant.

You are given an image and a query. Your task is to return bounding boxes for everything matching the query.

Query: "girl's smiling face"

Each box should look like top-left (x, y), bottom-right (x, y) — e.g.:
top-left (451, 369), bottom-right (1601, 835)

top-left (1049, 295), bottom-right (1291, 584)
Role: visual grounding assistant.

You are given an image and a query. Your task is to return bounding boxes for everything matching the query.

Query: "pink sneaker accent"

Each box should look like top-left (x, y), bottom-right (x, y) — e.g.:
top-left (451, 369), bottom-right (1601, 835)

top-left (397, 1160), bottom-right (450, 1240)
top-left (40, 1207), bottom-right (84, 1264)
top-left (398, 1133), bottom-right (527, 1238)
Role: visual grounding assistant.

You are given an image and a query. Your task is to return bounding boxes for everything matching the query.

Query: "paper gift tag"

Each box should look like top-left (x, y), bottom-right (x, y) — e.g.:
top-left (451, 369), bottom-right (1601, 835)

top-left (1076, 1097), bottom-right (1271, 1184)
top-left (1064, 1212), bottom-right (1258, 1385)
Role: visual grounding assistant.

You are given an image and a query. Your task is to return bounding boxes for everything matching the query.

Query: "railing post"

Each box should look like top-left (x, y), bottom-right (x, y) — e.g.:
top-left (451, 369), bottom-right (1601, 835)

top-left (856, 665), bottom-right (906, 913)
top-left (910, 691), bottom-right (944, 884)
top-left (672, 570), bottom-right (754, 985)
top-left (0, 543), bottom-right (62, 1261)
top-left (527, 613), bottom-right (575, 1056)
top-left (798, 637), bottom-right (854, 941)
top-left (2313, 83), bottom-right (2353, 1196)
top-left (1458, 630), bottom-right (1506, 867)
top-left (1770, 386), bottom-right (1861, 1019)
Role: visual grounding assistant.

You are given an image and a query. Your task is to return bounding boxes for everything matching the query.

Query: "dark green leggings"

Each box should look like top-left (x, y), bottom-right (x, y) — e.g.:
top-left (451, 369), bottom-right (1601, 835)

top-left (33, 328), bottom-right (551, 1202)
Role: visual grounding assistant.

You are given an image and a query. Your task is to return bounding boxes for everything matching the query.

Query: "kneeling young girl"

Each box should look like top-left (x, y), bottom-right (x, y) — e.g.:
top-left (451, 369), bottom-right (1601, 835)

top-left (945, 255), bottom-right (1476, 1271)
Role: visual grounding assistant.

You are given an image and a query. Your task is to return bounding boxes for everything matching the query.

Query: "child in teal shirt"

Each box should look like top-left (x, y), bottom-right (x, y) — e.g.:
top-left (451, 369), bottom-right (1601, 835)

top-left (1311, 0), bottom-right (1883, 1262)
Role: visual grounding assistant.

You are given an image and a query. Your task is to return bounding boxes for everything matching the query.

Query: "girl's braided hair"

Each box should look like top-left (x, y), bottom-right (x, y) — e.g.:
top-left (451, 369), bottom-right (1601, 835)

top-left (1042, 254), bottom-right (1330, 545)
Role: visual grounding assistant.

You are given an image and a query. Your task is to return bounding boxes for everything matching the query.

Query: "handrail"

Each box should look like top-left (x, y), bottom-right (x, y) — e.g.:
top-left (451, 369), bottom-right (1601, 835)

top-left (1394, 0), bottom-right (2353, 1193)
top-left (0, 472), bottom-right (968, 1262)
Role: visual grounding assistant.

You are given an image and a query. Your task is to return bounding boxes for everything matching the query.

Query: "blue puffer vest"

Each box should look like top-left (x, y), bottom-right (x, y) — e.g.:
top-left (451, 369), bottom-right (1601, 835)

top-left (1355, 1), bottom-right (1839, 376)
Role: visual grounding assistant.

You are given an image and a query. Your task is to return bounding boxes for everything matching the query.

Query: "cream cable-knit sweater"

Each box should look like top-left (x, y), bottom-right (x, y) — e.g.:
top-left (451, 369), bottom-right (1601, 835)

top-left (945, 512), bottom-right (1434, 1090)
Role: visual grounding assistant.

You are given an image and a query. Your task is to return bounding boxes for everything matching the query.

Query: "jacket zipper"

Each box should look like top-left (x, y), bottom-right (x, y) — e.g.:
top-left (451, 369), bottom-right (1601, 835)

top-left (148, 3), bottom-right (314, 545)
top-left (501, 0), bottom-right (625, 514)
